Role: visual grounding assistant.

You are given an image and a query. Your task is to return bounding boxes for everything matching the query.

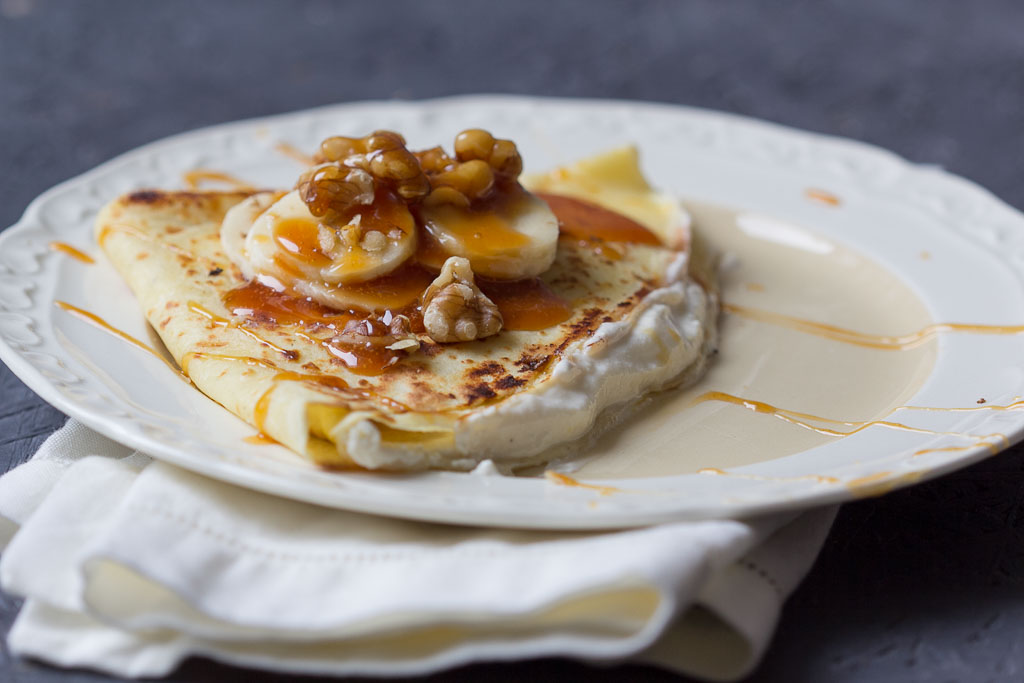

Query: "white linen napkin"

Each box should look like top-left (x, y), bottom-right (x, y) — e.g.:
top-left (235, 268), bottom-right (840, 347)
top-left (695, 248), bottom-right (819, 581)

top-left (0, 421), bottom-right (836, 681)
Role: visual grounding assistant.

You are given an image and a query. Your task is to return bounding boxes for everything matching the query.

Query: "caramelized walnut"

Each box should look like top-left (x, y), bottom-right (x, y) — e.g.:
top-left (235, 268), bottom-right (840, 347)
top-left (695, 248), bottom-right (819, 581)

top-left (298, 130), bottom-right (430, 224)
top-left (417, 129), bottom-right (524, 209)
top-left (453, 129), bottom-right (523, 178)
top-left (297, 165), bottom-right (375, 225)
top-left (421, 257), bottom-right (503, 342)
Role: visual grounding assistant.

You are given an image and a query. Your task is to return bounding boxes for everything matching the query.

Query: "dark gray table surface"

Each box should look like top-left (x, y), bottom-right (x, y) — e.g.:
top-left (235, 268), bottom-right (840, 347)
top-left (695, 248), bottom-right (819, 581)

top-left (4, 1), bottom-right (1024, 681)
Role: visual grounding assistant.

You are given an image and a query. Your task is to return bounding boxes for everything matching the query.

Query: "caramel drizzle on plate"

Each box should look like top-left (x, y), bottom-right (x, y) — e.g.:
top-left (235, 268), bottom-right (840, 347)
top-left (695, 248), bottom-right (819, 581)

top-left (49, 241), bottom-right (94, 264)
top-left (696, 467), bottom-right (840, 485)
top-left (544, 471), bottom-right (622, 495)
top-left (182, 169), bottom-right (257, 191)
top-left (724, 303), bottom-right (1024, 350)
top-left (691, 391), bottom-right (1014, 490)
top-left (689, 390), bottom-right (1008, 455)
top-left (274, 142), bottom-right (315, 166)
top-left (54, 301), bottom-right (189, 381)
top-left (805, 188), bottom-right (841, 207)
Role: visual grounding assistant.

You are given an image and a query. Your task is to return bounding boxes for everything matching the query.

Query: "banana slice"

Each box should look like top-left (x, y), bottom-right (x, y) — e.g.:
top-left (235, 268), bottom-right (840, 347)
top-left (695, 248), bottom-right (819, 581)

top-left (221, 190), bottom-right (419, 310)
top-left (521, 145), bottom-right (691, 250)
top-left (416, 191), bottom-right (558, 280)
top-left (220, 191), bottom-right (281, 280)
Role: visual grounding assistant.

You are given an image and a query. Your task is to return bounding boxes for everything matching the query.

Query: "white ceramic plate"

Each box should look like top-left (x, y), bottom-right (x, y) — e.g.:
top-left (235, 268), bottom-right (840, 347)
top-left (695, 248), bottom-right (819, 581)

top-left (3, 96), bottom-right (1024, 529)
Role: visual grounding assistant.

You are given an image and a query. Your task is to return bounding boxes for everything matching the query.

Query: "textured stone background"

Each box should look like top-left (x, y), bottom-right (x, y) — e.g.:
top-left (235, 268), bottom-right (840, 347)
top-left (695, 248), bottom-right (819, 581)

top-left (3, 1), bottom-right (1024, 681)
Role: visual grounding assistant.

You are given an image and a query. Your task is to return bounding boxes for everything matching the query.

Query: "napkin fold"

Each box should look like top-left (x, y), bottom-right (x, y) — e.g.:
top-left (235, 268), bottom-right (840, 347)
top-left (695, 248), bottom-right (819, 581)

top-left (0, 421), bottom-right (835, 681)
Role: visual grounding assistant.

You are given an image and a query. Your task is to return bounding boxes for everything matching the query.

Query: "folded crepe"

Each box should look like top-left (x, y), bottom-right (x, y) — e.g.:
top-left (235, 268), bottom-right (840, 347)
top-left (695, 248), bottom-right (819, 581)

top-left (95, 148), bottom-right (719, 471)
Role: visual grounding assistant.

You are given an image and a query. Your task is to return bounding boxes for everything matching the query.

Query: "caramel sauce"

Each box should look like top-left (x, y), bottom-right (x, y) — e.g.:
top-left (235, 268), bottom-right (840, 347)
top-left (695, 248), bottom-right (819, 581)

top-left (180, 351), bottom-right (280, 376)
top-left (845, 472), bottom-right (890, 487)
top-left (478, 277), bottom-right (572, 331)
top-left (244, 433), bottom-right (279, 445)
top-left (537, 192), bottom-right (662, 246)
top-left (690, 390), bottom-right (1006, 454)
top-left (187, 301), bottom-right (296, 358)
top-left (416, 229), bottom-right (449, 268)
top-left (271, 370), bottom-right (350, 391)
top-left (224, 280), bottom-right (356, 327)
top-left (544, 471), bottom-right (621, 495)
top-left (904, 399), bottom-right (1024, 414)
top-left (182, 170), bottom-right (256, 191)
top-left (320, 340), bottom-right (404, 376)
top-left (724, 303), bottom-right (1024, 350)
top-left (274, 218), bottom-right (331, 267)
top-left (805, 188), bottom-right (841, 206)
top-left (220, 282), bottom-right (414, 376)
top-left (274, 142), bottom-right (315, 166)
top-left (697, 467), bottom-right (839, 485)
top-left (220, 266), bottom-right (431, 377)
top-left (272, 191), bottom-right (415, 278)
top-left (322, 262), bottom-right (434, 311)
top-left (913, 445), bottom-right (979, 457)
top-left (253, 384), bottom-right (274, 433)
top-left (179, 350), bottom-right (373, 395)
top-left (845, 471), bottom-right (929, 498)
top-left (421, 202), bottom-right (530, 254)
top-left (54, 301), bottom-right (188, 381)
top-left (49, 241), bottom-right (95, 264)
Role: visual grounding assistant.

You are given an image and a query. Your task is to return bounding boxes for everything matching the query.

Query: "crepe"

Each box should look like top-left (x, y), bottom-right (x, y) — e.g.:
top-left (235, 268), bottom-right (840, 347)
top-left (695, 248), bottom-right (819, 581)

top-left (96, 155), bottom-right (718, 472)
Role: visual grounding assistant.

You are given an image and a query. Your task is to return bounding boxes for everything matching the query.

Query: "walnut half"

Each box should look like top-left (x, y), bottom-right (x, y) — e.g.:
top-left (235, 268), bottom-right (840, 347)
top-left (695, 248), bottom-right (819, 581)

top-left (422, 257), bottom-right (503, 343)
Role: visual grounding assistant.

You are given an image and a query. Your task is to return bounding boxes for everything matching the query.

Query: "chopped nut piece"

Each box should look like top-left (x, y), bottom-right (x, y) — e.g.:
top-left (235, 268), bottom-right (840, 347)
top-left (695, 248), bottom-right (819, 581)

top-left (317, 224), bottom-right (337, 254)
top-left (422, 257), bottom-right (503, 343)
top-left (333, 314), bottom-right (420, 353)
top-left (340, 224), bottom-right (360, 248)
top-left (388, 314), bottom-right (413, 337)
top-left (386, 338), bottom-right (420, 351)
top-left (339, 318), bottom-right (386, 339)
top-left (361, 230), bottom-right (386, 252)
